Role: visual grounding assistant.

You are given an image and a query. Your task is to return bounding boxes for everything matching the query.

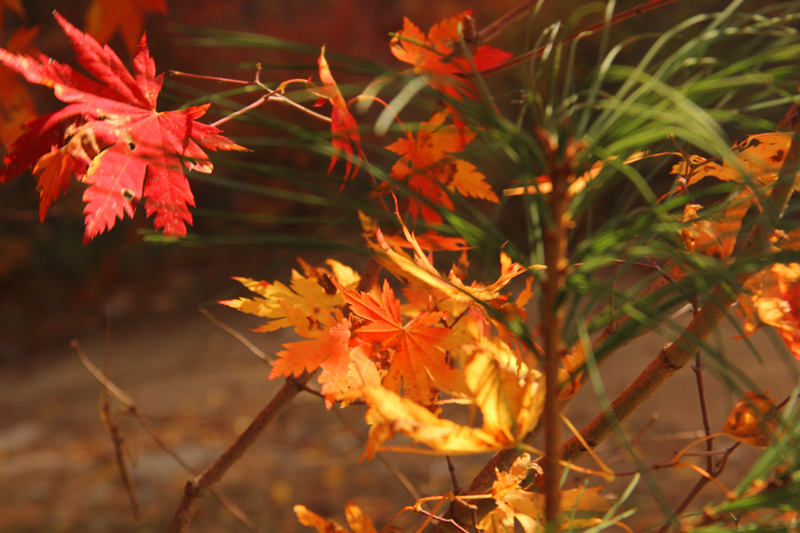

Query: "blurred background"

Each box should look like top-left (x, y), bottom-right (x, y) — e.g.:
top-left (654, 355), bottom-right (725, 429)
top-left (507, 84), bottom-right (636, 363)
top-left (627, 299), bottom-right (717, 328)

top-left (2, 1), bottom-right (798, 532)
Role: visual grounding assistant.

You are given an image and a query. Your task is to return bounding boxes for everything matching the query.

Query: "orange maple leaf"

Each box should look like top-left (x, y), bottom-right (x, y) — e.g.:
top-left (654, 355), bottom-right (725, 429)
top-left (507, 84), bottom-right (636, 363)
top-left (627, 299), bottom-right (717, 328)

top-left (739, 263), bottom-right (800, 361)
top-left (385, 111), bottom-right (498, 223)
top-left (335, 279), bottom-right (461, 407)
top-left (85, 0), bottom-right (167, 56)
top-left (391, 10), bottom-right (512, 105)
top-left (271, 318), bottom-right (373, 408)
top-left (313, 46), bottom-right (364, 182)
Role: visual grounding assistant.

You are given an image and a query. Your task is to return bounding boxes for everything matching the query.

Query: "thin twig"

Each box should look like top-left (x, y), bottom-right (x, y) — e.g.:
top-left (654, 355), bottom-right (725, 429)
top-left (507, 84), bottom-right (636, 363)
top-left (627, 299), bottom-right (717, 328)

top-left (71, 341), bottom-right (261, 532)
top-left (658, 445), bottom-right (736, 533)
top-left (478, 0), bottom-right (548, 44)
top-left (330, 408), bottom-right (422, 502)
top-left (199, 308), bottom-right (274, 364)
top-left (480, 0), bottom-right (681, 77)
top-left (98, 316), bottom-right (139, 519)
top-left (446, 456), bottom-right (461, 494)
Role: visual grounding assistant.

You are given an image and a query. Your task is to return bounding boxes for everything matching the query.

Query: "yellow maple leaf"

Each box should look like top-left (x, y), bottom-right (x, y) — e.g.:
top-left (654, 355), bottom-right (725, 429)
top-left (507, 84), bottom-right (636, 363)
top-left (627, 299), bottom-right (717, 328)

top-left (85, 0), bottom-right (167, 56)
top-left (295, 502), bottom-right (377, 533)
top-left (220, 259), bottom-right (359, 338)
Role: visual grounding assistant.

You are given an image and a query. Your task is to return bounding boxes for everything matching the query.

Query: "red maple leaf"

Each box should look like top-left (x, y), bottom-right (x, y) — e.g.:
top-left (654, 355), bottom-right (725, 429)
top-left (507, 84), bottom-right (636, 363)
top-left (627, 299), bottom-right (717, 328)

top-left (313, 46), bottom-right (364, 182)
top-left (391, 11), bottom-right (512, 108)
top-left (0, 12), bottom-right (247, 243)
top-left (335, 279), bottom-right (462, 407)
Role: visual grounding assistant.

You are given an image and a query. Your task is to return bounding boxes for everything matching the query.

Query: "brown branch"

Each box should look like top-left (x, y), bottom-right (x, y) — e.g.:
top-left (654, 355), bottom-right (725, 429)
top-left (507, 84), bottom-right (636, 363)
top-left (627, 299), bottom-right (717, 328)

top-left (478, 0), bottom-right (549, 44)
top-left (168, 373), bottom-right (312, 533)
top-left (538, 127), bottom-right (572, 523)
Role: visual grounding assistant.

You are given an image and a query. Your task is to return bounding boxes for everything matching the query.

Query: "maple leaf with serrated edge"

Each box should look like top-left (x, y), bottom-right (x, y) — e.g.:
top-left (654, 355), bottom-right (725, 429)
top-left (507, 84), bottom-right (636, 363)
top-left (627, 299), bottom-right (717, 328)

top-left (271, 318), bottom-right (373, 408)
top-left (391, 10), bottom-right (512, 106)
top-left (85, 0), bottom-right (167, 56)
top-left (335, 278), bottom-right (462, 407)
top-left (0, 12), bottom-right (246, 243)
top-left (385, 111), bottom-right (498, 223)
top-left (313, 46), bottom-right (364, 182)
top-left (219, 259), bottom-right (359, 338)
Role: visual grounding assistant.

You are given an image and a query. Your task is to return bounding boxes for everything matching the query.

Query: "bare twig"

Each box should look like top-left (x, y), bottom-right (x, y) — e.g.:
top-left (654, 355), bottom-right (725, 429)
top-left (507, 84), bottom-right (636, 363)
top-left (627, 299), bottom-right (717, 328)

top-left (477, 0), bottom-right (548, 44)
top-left (658, 445), bottom-right (737, 533)
top-left (480, 0), bottom-right (681, 77)
top-left (98, 316), bottom-right (139, 520)
top-left (330, 408), bottom-right (422, 502)
top-left (199, 308), bottom-right (274, 364)
top-left (71, 341), bottom-right (261, 532)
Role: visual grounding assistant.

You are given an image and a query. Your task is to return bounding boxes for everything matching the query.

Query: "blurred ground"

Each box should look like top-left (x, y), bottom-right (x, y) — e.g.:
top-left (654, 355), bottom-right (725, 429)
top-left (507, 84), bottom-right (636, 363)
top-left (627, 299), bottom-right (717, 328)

top-left (2, 300), bottom-right (799, 532)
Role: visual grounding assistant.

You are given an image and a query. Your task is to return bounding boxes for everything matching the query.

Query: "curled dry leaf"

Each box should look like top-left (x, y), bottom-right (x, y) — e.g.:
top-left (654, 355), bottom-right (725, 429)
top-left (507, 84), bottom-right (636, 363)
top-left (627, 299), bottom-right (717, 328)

top-left (679, 189), bottom-right (753, 260)
top-left (477, 453), bottom-right (612, 533)
top-left (672, 132), bottom-right (798, 190)
top-left (721, 392), bottom-right (779, 448)
top-left (361, 337), bottom-right (543, 458)
top-left (739, 263), bottom-right (800, 361)
top-left (313, 46), bottom-right (364, 182)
